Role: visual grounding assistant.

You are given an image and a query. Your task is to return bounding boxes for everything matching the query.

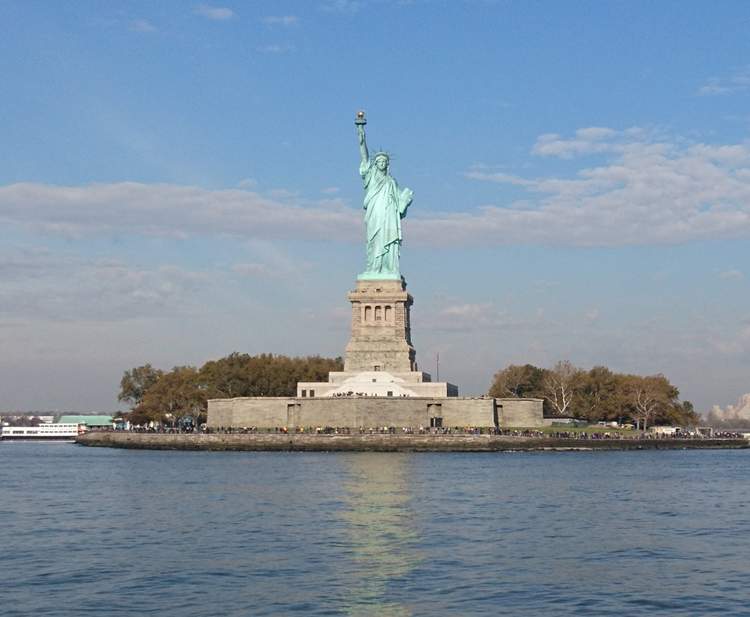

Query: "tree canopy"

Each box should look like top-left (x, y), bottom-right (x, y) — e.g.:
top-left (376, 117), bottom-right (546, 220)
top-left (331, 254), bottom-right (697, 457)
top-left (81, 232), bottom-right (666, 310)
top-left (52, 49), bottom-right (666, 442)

top-left (489, 362), bottom-right (698, 428)
top-left (118, 364), bottom-right (163, 407)
top-left (118, 353), bottom-right (343, 425)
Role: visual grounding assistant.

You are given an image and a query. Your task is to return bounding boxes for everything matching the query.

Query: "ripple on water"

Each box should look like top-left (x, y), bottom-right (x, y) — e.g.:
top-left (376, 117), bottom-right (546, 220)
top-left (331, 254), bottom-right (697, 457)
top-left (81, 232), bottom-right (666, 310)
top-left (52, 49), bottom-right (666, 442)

top-left (2, 446), bottom-right (750, 616)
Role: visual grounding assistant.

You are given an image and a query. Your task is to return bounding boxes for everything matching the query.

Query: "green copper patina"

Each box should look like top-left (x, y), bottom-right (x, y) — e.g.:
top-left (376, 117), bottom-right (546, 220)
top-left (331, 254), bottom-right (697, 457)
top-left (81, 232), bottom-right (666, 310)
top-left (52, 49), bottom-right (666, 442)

top-left (355, 111), bottom-right (413, 280)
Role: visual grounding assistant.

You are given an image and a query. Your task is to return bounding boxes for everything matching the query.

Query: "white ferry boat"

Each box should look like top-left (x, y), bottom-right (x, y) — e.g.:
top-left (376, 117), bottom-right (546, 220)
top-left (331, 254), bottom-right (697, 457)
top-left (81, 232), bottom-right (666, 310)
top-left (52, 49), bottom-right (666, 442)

top-left (0, 423), bottom-right (86, 441)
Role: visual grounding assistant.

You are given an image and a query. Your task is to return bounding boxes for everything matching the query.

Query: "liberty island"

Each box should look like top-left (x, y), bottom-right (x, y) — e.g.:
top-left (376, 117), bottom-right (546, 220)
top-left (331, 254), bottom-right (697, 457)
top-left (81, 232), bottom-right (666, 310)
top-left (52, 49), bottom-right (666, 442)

top-left (199, 112), bottom-right (544, 431)
top-left (77, 115), bottom-right (747, 449)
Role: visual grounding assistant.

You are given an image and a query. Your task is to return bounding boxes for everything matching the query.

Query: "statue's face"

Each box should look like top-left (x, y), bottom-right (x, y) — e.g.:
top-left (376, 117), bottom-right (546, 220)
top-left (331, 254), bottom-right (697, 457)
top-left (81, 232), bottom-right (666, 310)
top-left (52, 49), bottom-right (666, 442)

top-left (375, 156), bottom-right (389, 172)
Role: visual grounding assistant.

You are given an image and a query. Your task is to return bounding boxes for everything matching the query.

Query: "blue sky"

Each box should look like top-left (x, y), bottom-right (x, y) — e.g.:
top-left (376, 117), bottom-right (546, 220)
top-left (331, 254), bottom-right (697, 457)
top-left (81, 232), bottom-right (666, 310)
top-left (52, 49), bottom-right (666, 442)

top-left (1, 0), bottom-right (749, 413)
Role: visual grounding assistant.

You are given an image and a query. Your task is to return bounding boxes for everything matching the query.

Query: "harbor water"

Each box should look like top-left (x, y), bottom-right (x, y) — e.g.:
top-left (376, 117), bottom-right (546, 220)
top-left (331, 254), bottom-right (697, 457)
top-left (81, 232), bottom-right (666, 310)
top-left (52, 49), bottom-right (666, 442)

top-left (2, 443), bottom-right (749, 616)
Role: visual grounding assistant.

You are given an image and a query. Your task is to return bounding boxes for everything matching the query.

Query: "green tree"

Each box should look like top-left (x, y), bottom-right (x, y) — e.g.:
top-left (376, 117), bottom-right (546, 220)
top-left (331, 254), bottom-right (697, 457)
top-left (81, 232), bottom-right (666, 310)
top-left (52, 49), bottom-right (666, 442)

top-left (139, 366), bottom-right (206, 426)
top-left (489, 364), bottom-right (545, 398)
top-left (199, 352), bottom-right (343, 398)
top-left (575, 366), bottom-right (622, 421)
top-left (118, 364), bottom-right (163, 408)
top-left (488, 361), bottom-right (695, 425)
top-left (129, 404), bottom-right (158, 426)
top-left (664, 399), bottom-right (699, 427)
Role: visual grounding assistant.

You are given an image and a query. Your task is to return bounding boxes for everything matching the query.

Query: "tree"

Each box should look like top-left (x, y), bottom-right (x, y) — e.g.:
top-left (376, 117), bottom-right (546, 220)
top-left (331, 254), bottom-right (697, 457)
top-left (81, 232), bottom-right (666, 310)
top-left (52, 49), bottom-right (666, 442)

top-left (624, 374), bottom-right (678, 430)
top-left (199, 352), bottom-right (343, 398)
top-left (664, 399), bottom-right (699, 427)
top-left (488, 361), bottom-right (696, 425)
top-left (116, 353), bottom-right (344, 425)
top-left (139, 366), bottom-right (206, 426)
top-left (118, 364), bottom-right (163, 408)
top-left (199, 352), bottom-right (258, 398)
top-left (489, 364), bottom-right (544, 398)
top-left (542, 361), bottom-right (582, 417)
top-left (575, 366), bottom-right (622, 421)
top-left (128, 404), bottom-right (158, 426)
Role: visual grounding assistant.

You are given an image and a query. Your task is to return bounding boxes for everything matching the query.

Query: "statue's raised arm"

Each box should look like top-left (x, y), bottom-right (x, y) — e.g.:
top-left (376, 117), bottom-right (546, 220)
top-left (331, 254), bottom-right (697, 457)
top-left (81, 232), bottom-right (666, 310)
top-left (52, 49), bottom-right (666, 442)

top-left (355, 110), bottom-right (368, 166)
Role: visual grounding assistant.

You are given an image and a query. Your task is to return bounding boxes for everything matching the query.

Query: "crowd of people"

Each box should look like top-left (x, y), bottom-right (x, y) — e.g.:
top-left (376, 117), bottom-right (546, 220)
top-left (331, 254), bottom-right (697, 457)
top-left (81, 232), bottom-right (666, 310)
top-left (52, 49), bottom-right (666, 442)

top-left (329, 391), bottom-right (411, 398)
top-left (184, 426), bottom-right (743, 440)
top-left (98, 425), bottom-right (747, 440)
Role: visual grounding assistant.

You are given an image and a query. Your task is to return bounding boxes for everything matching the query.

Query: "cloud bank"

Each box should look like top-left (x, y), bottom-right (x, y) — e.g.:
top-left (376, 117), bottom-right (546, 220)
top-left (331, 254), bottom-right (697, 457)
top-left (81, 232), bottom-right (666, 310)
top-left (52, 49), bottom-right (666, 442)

top-left (710, 393), bottom-right (750, 422)
top-left (698, 65), bottom-right (750, 96)
top-left (262, 15), bottom-right (299, 26)
top-left (462, 127), bottom-right (750, 246)
top-left (0, 248), bottom-right (209, 322)
top-left (194, 4), bottom-right (234, 20)
top-left (0, 183), bottom-right (359, 242)
top-left (2, 128), bottom-right (750, 248)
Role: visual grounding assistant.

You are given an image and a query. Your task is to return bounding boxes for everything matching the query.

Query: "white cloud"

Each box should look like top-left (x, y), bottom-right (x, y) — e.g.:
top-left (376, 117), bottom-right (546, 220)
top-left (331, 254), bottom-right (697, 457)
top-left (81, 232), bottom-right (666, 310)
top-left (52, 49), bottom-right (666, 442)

top-left (238, 238), bottom-right (315, 278)
top-left (719, 269), bottom-right (744, 281)
top-left (463, 168), bottom-right (535, 186)
top-left (584, 308), bottom-right (600, 324)
top-left (424, 302), bottom-right (547, 333)
top-left (575, 127), bottom-right (617, 141)
top-left (194, 4), bottom-right (234, 20)
top-left (699, 83), bottom-right (734, 96)
top-left (232, 262), bottom-right (270, 277)
top-left (710, 393), bottom-right (750, 421)
top-left (130, 19), bottom-right (157, 33)
top-left (321, 0), bottom-right (364, 12)
top-left (257, 44), bottom-right (295, 54)
top-left (4, 128), bottom-right (750, 250)
top-left (320, 0), bottom-right (433, 11)
top-left (532, 127), bottom-right (618, 158)
top-left (0, 248), bottom-right (209, 322)
top-left (442, 302), bottom-right (494, 319)
top-left (459, 128), bottom-right (750, 246)
top-left (698, 66), bottom-right (750, 96)
top-left (708, 322), bottom-right (750, 357)
top-left (0, 182), bottom-right (359, 242)
top-left (262, 15), bottom-right (299, 26)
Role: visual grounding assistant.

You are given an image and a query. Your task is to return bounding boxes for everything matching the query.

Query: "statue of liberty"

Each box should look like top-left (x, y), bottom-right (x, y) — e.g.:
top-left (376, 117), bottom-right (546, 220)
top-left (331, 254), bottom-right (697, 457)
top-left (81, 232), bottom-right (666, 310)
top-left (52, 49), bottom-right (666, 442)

top-left (355, 111), bottom-right (413, 280)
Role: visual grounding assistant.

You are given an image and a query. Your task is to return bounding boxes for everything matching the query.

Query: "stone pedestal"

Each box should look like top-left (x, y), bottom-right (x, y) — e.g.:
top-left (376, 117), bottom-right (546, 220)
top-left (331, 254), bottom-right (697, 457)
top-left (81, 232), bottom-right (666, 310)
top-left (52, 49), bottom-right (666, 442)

top-left (344, 278), bottom-right (416, 373)
top-left (294, 276), bottom-right (457, 399)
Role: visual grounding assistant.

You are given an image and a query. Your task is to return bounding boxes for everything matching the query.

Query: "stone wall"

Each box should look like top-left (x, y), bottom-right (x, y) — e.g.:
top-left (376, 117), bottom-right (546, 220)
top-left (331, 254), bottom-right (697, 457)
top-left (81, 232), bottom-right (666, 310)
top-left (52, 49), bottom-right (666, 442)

top-left (208, 396), bottom-right (544, 429)
top-left (498, 398), bottom-right (545, 428)
top-left (440, 398), bottom-right (497, 427)
top-left (77, 432), bottom-right (750, 452)
top-left (208, 397), bottom-right (289, 428)
top-left (290, 397), bottom-right (435, 428)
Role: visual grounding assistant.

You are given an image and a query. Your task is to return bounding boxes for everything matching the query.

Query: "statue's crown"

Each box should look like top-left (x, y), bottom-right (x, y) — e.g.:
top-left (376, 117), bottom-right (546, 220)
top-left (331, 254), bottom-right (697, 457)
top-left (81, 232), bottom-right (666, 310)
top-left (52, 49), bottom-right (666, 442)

top-left (373, 151), bottom-right (391, 161)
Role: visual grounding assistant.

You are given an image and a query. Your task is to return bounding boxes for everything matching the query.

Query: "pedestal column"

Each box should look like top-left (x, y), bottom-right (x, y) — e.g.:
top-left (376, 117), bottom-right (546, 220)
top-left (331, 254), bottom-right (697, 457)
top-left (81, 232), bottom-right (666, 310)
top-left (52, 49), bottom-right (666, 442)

top-left (344, 278), bottom-right (416, 373)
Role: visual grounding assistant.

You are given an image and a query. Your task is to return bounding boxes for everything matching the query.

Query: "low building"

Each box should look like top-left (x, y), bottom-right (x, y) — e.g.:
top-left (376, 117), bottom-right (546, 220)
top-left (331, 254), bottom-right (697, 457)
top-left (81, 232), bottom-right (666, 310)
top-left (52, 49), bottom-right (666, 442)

top-left (649, 425), bottom-right (680, 436)
top-left (57, 414), bottom-right (113, 428)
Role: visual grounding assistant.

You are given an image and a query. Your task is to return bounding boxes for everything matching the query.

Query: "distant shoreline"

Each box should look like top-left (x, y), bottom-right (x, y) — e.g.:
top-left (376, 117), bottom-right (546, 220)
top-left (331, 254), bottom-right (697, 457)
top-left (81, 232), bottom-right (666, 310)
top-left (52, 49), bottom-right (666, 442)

top-left (76, 432), bottom-right (749, 452)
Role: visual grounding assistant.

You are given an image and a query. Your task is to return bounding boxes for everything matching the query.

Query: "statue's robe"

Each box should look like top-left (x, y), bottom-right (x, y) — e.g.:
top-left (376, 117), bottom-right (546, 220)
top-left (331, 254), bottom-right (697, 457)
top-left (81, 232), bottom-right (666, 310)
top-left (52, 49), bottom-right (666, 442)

top-left (360, 158), bottom-right (412, 275)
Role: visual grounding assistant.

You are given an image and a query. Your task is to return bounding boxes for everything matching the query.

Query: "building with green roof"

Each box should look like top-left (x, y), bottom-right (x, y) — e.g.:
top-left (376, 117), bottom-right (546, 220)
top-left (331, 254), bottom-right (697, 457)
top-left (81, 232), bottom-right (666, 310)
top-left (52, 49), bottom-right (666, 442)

top-left (57, 414), bottom-right (113, 427)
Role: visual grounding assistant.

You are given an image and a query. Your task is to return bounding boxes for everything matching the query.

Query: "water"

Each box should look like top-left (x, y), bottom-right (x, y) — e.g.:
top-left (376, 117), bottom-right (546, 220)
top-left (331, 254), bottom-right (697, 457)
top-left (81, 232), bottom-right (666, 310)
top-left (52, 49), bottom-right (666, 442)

top-left (2, 444), bottom-right (749, 616)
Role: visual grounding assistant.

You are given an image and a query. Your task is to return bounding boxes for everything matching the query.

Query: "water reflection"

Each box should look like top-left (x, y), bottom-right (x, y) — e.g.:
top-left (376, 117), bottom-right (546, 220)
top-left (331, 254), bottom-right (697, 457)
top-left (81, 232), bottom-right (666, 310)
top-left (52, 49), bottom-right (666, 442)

top-left (339, 453), bottom-right (422, 617)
